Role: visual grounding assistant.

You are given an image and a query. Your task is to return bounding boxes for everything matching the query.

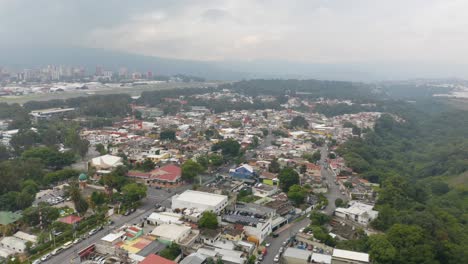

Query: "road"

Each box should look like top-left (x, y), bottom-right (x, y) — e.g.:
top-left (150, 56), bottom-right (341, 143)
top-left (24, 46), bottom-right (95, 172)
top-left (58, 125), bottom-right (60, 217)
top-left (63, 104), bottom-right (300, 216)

top-left (319, 146), bottom-right (347, 215)
top-left (260, 145), bottom-right (346, 263)
top-left (261, 217), bottom-right (311, 263)
top-left (44, 184), bottom-right (192, 264)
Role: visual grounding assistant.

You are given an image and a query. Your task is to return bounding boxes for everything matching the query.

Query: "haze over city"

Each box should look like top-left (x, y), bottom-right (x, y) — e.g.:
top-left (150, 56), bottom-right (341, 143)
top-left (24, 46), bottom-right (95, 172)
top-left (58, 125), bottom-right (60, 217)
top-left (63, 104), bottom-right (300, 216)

top-left (2, 0), bottom-right (468, 80)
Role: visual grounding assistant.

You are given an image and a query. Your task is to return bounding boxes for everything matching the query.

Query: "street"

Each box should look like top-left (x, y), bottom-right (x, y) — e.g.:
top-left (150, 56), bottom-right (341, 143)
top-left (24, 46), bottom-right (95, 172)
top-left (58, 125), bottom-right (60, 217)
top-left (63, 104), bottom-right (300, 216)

top-left (44, 184), bottom-right (192, 264)
top-left (260, 145), bottom-right (346, 263)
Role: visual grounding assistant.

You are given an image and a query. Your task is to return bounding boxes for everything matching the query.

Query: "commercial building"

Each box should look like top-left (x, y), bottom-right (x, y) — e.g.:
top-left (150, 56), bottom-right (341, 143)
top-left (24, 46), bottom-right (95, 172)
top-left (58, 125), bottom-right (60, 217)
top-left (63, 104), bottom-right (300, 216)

top-left (172, 190), bottom-right (228, 214)
top-left (334, 201), bottom-right (378, 226)
top-left (282, 247), bottom-right (311, 264)
top-left (29, 108), bottom-right (75, 122)
top-left (150, 224), bottom-right (192, 245)
top-left (332, 249), bottom-right (369, 264)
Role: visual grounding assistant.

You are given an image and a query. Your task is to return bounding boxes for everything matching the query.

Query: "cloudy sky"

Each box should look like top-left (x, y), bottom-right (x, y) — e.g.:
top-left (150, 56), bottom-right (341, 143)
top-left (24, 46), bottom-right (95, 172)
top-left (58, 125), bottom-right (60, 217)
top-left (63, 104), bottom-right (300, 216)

top-left (1, 0), bottom-right (468, 66)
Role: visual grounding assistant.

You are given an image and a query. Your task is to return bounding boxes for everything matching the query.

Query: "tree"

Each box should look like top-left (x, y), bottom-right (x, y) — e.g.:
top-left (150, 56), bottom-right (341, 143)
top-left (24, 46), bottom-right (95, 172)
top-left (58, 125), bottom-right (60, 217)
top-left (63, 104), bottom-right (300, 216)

top-left (299, 164), bottom-right (307, 174)
top-left (269, 159), bottom-right (281, 173)
top-left (90, 191), bottom-right (107, 207)
top-left (159, 243), bottom-right (181, 260)
top-left (137, 159), bottom-right (155, 172)
top-left (335, 198), bottom-right (344, 207)
top-left (95, 143), bottom-right (107, 155)
top-left (430, 181), bottom-right (450, 195)
top-left (199, 211), bottom-right (218, 229)
top-left (368, 234), bottom-right (397, 264)
top-left (22, 203), bottom-right (59, 228)
top-left (303, 150), bottom-right (321, 163)
top-left (0, 145), bottom-right (10, 162)
top-left (121, 183), bottom-right (147, 204)
top-left (160, 130), bottom-right (176, 141)
top-left (287, 184), bottom-right (307, 205)
top-left (278, 167), bottom-right (299, 192)
top-left (212, 139), bottom-right (241, 157)
top-left (21, 147), bottom-right (75, 169)
top-left (181, 160), bottom-right (204, 182)
top-left (290, 115), bottom-right (309, 128)
top-left (309, 211), bottom-right (331, 226)
top-left (66, 181), bottom-right (89, 216)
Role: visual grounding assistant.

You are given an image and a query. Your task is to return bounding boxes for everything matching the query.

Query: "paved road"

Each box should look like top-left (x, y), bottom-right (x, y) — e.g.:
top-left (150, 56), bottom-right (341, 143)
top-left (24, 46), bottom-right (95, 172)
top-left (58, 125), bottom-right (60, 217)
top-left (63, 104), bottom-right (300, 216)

top-left (319, 146), bottom-right (347, 215)
top-left (260, 146), bottom-right (346, 263)
top-left (261, 217), bottom-right (311, 263)
top-left (44, 184), bottom-right (192, 264)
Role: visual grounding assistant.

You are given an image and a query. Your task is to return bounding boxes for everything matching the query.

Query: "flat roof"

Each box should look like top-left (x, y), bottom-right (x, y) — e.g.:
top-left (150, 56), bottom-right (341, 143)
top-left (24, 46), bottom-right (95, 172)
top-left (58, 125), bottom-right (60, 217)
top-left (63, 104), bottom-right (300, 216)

top-left (174, 190), bottom-right (227, 207)
top-left (101, 231), bottom-right (125, 242)
top-left (283, 247), bottom-right (311, 260)
top-left (333, 249), bottom-right (369, 262)
top-left (151, 224), bottom-right (191, 240)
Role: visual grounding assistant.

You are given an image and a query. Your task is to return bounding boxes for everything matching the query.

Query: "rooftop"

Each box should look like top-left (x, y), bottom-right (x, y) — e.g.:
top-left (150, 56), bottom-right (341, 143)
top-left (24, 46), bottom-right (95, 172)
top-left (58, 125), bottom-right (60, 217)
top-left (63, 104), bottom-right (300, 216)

top-left (139, 254), bottom-right (177, 264)
top-left (333, 249), bottom-right (369, 262)
top-left (283, 247), bottom-right (311, 260)
top-left (0, 211), bottom-right (22, 226)
top-left (174, 190), bottom-right (227, 207)
top-left (151, 224), bottom-right (191, 241)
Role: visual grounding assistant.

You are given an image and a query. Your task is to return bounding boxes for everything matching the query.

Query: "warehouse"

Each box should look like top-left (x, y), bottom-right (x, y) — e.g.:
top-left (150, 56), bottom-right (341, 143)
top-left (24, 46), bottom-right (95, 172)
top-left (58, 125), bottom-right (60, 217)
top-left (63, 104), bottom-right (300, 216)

top-left (171, 190), bottom-right (228, 214)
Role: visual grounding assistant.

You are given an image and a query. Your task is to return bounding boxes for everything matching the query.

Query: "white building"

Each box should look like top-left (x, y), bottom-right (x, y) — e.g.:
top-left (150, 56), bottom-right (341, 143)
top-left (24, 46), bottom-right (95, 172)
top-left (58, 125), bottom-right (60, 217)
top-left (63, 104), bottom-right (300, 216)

top-left (332, 249), bottom-right (369, 264)
top-left (172, 190), bottom-right (228, 214)
top-left (90, 154), bottom-right (123, 172)
top-left (147, 212), bottom-right (183, 225)
top-left (150, 224), bottom-right (192, 244)
top-left (282, 247), bottom-right (311, 264)
top-left (334, 201), bottom-right (378, 226)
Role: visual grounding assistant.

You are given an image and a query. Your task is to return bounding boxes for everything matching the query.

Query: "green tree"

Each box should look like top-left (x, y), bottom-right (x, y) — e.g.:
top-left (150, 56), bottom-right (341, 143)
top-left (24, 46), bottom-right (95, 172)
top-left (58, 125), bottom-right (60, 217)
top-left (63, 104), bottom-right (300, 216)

top-left (137, 159), bottom-right (155, 172)
top-left (95, 143), bottom-right (107, 155)
top-left (160, 130), bottom-right (176, 141)
top-left (199, 211), bottom-right (219, 229)
top-left (159, 243), bottom-right (181, 260)
top-left (269, 159), bottom-right (281, 173)
top-left (278, 167), bottom-right (299, 192)
top-left (368, 234), bottom-right (397, 264)
top-left (290, 115), bottom-right (309, 128)
top-left (66, 181), bottom-right (89, 216)
top-left (335, 198), bottom-right (344, 207)
top-left (287, 184), bottom-right (307, 205)
top-left (121, 183), bottom-right (147, 204)
top-left (309, 211), bottom-right (331, 226)
top-left (212, 139), bottom-right (241, 157)
top-left (182, 160), bottom-right (204, 182)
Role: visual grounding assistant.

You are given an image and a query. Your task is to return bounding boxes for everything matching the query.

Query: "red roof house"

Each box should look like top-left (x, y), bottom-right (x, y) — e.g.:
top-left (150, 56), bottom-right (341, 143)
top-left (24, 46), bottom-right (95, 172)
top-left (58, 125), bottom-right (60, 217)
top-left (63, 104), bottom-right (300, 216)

top-left (140, 254), bottom-right (177, 264)
top-left (150, 164), bottom-right (182, 183)
top-left (58, 215), bottom-right (82, 225)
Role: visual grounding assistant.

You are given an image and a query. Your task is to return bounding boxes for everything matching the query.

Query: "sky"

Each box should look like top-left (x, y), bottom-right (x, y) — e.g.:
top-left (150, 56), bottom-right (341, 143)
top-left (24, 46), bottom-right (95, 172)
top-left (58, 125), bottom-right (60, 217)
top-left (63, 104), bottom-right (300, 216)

top-left (1, 0), bottom-right (468, 70)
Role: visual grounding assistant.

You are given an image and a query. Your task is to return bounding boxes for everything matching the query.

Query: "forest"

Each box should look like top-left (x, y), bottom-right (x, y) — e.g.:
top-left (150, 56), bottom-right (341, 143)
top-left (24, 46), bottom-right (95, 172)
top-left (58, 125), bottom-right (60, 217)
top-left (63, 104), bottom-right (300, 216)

top-left (336, 102), bottom-right (468, 264)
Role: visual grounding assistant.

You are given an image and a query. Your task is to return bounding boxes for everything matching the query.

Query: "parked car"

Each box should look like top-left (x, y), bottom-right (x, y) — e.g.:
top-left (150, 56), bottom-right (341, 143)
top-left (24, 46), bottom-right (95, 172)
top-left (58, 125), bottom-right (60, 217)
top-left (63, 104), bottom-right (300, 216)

top-left (265, 243), bottom-right (271, 247)
top-left (73, 238), bottom-right (82, 244)
top-left (272, 233), bottom-right (279, 238)
top-left (273, 254), bottom-right (280, 262)
top-left (41, 254), bottom-right (51, 261)
top-left (62, 241), bottom-right (73, 249)
top-left (88, 228), bottom-right (98, 236)
top-left (279, 247), bottom-right (284, 253)
top-left (257, 254), bottom-right (263, 261)
top-left (282, 240), bottom-right (289, 246)
top-left (32, 259), bottom-right (41, 264)
top-left (51, 247), bottom-right (63, 255)
top-left (123, 210), bottom-right (131, 216)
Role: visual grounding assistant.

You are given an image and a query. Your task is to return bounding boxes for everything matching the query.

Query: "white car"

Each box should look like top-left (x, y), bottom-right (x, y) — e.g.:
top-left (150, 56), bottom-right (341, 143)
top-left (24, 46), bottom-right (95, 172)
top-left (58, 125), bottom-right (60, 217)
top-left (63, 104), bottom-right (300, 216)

top-left (40, 254), bottom-right (51, 261)
top-left (274, 254), bottom-right (280, 262)
top-left (299, 228), bottom-right (305, 233)
top-left (265, 243), bottom-right (271, 247)
top-left (32, 259), bottom-right (41, 264)
top-left (279, 247), bottom-right (284, 253)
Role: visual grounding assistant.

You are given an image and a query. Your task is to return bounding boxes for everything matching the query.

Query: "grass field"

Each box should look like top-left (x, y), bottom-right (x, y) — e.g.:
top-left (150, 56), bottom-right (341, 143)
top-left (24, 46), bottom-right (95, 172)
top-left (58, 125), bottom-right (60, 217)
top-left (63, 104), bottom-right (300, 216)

top-left (0, 81), bottom-right (222, 104)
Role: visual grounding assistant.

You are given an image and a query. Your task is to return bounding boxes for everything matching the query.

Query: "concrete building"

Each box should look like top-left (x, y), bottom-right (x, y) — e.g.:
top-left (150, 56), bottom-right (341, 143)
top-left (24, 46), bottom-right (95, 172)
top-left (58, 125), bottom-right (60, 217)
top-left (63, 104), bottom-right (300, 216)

top-left (150, 224), bottom-right (192, 245)
top-left (332, 249), bottom-right (369, 264)
top-left (29, 108), bottom-right (75, 122)
top-left (282, 247), bottom-right (311, 264)
top-left (334, 201), bottom-right (378, 226)
top-left (90, 154), bottom-right (123, 173)
top-left (147, 212), bottom-right (183, 225)
top-left (172, 190), bottom-right (228, 214)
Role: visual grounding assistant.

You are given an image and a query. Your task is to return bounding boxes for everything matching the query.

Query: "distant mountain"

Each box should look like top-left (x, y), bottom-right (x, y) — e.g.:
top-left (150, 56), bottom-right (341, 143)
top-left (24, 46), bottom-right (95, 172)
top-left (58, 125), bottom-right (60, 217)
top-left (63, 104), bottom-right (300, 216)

top-left (3, 45), bottom-right (463, 81)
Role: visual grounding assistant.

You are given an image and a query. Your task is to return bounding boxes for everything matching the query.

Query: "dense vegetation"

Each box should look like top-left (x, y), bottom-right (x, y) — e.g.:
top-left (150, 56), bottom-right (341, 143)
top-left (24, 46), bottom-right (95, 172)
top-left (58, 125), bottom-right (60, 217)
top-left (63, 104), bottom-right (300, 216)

top-left (336, 103), bottom-right (468, 264)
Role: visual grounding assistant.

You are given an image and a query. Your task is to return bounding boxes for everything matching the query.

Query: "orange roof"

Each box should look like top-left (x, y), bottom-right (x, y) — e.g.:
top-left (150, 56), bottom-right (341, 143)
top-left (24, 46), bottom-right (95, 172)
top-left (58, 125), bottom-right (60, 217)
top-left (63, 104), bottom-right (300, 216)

top-left (140, 254), bottom-right (177, 264)
top-left (58, 215), bottom-right (82, 225)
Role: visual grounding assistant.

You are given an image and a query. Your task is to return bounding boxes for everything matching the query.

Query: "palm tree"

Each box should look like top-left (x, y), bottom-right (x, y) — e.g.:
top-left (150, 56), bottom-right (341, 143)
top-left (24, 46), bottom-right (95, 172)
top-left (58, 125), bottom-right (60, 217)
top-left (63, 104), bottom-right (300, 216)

top-left (66, 181), bottom-right (89, 216)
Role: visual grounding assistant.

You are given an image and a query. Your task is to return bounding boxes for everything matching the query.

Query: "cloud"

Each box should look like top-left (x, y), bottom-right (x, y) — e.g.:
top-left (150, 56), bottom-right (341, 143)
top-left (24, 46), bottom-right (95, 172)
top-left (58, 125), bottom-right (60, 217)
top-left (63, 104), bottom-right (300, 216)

top-left (1, 0), bottom-right (468, 66)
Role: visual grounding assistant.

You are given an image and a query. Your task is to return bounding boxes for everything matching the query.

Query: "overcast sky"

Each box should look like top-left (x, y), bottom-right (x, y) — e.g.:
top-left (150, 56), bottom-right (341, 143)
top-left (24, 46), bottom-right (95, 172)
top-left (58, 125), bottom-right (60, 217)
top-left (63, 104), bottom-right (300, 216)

top-left (1, 0), bottom-right (468, 65)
